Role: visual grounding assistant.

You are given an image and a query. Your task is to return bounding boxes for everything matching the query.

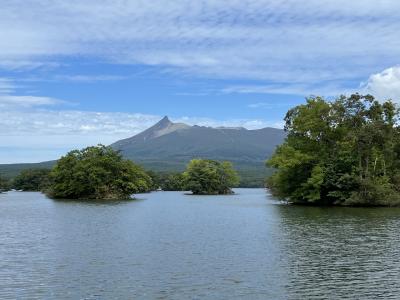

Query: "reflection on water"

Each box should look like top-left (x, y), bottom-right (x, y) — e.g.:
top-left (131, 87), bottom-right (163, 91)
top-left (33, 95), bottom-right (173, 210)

top-left (0, 190), bottom-right (399, 299)
top-left (275, 205), bottom-right (400, 299)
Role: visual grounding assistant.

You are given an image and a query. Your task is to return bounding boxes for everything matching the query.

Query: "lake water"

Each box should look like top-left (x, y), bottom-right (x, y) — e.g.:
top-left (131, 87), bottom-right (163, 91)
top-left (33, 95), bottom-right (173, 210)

top-left (1, 189), bottom-right (400, 299)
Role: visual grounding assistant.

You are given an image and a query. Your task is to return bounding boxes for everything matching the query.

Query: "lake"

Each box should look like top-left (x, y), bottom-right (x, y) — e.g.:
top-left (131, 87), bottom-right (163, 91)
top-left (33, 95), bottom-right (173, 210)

top-left (1, 189), bottom-right (400, 299)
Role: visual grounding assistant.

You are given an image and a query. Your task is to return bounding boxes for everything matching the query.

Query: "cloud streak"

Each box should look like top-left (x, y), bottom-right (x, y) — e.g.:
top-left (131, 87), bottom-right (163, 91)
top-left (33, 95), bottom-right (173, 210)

top-left (0, 109), bottom-right (282, 137)
top-left (1, 0), bottom-right (400, 89)
top-left (0, 77), bottom-right (69, 108)
top-left (0, 95), bottom-right (64, 108)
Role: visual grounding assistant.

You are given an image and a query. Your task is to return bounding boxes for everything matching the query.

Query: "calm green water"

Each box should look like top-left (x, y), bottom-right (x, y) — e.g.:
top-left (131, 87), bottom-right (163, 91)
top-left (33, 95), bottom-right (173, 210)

top-left (1, 189), bottom-right (400, 299)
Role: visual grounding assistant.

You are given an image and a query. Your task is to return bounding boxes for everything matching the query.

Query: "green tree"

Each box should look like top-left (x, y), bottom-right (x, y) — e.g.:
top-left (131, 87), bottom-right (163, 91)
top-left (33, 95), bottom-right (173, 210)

top-left (0, 175), bottom-right (10, 192)
top-left (147, 171), bottom-right (186, 191)
top-left (162, 173), bottom-right (186, 191)
top-left (13, 169), bottom-right (51, 191)
top-left (267, 94), bottom-right (400, 206)
top-left (47, 145), bottom-right (152, 200)
top-left (183, 159), bottom-right (239, 195)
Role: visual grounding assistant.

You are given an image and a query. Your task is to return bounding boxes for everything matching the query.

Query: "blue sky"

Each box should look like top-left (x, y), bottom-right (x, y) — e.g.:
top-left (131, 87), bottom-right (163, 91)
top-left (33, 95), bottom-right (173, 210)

top-left (1, 0), bottom-right (400, 163)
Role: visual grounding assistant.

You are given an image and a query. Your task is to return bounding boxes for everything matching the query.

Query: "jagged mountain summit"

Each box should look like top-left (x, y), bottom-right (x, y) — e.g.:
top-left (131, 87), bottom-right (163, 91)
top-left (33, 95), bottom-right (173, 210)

top-left (113, 116), bottom-right (190, 147)
top-left (111, 116), bottom-right (286, 173)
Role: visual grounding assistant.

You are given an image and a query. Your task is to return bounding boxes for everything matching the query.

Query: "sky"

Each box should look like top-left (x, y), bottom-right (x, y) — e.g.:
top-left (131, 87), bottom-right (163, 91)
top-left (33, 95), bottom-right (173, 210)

top-left (1, 0), bottom-right (400, 163)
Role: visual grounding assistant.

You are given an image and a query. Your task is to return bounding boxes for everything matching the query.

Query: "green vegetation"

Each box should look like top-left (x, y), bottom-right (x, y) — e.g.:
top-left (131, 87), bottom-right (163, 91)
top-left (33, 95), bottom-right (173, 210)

top-left (183, 159), bottom-right (240, 195)
top-left (0, 160), bottom-right (268, 188)
top-left (0, 175), bottom-right (10, 192)
top-left (13, 169), bottom-right (51, 191)
top-left (148, 171), bottom-right (186, 191)
top-left (47, 145), bottom-right (152, 200)
top-left (267, 94), bottom-right (400, 206)
top-left (161, 173), bottom-right (186, 191)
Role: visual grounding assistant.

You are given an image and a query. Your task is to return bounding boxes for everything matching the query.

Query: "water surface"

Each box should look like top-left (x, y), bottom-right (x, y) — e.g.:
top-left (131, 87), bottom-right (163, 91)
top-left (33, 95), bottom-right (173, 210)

top-left (1, 189), bottom-right (399, 299)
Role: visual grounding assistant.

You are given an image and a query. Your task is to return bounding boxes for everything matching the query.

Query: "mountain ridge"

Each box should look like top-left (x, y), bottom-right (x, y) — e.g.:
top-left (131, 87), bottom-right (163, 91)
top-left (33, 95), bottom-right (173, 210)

top-left (0, 117), bottom-right (286, 186)
top-left (109, 117), bottom-right (286, 187)
top-left (111, 116), bottom-right (285, 163)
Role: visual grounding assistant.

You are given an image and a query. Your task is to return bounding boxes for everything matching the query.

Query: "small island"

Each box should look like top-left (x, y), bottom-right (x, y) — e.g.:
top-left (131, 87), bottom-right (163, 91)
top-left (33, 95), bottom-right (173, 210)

top-left (183, 159), bottom-right (240, 195)
top-left (46, 145), bottom-right (152, 200)
top-left (267, 94), bottom-right (400, 206)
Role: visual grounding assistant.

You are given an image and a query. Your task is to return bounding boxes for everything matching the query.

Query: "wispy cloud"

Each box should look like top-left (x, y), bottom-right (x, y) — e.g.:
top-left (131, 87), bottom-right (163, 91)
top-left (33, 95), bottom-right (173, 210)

top-left (0, 95), bottom-right (65, 108)
top-left (223, 82), bottom-right (357, 97)
top-left (0, 77), bottom-right (70, 108)
top-left (0, 78), bottom-right (15, 94)
top-left (54, 75), bottom-right (128, 83)
top-left (0, 78), bottom-right (71, 108)
top-left (0, 109), bottom-right (282, 138)
top-left (0, 0), bottom-right (399, 90)
top-left (247, 102), bottom-right (283, 109)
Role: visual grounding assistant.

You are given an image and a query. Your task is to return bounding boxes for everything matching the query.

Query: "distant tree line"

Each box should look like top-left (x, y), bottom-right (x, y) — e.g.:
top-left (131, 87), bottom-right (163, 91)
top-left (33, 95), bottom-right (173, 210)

top-left (13, 169), bottom-right (51, 191)
top-left (148, 171), bottom-right (186, 191)
top-left (3, 145), bottom-right (240, 199)
top-left (267, 94), bottom-right (400, 206)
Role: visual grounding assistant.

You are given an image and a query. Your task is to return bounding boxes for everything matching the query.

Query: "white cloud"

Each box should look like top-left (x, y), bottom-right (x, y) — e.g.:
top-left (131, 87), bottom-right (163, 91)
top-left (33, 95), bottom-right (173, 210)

top-left (362, 66), bottom-right (400, 102)
top-left (248, 103), bottom-right (268, 109)
top-left (176, 116), bottom-right (283, 130)
top-left (0, 0), bottom-right (399, 87)
top-left (247, 102), bottom-right (283, 109)
top-left (0, 77), bottom-right (69, 108)
top-left (0, 95), bottom-right (64, 108)
top-left (0, 109), bottom-right (281, 137)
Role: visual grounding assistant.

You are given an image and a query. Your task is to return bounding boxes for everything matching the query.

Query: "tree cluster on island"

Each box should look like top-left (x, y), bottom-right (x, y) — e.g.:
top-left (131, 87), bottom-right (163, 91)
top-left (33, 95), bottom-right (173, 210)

top-left (267, 94), bottom-right (400, 206)
top-left (183, 159), bottom-right (240, 195)
top-left (47, 145), bottom-right (153, 200)
top-left (4, 145), bottom-right (240, 199)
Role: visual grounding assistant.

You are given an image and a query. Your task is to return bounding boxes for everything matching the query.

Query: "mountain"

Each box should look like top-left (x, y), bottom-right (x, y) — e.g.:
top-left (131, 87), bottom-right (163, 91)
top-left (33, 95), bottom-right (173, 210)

top-left (0, 117), bottom-right (286, 187)
top-left (110, 116), bottom-right (286, 186)
top-left (111, 116), bottom-right (285, 167)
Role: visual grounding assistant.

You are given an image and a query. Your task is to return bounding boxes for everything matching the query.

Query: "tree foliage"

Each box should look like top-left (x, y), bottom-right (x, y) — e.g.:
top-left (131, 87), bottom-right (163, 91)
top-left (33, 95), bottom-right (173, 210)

top-left (146, 171), bottom-right (186, 191)
top-left (47, 145), bottom-right (152, 200)
top-left (183, 159), bottom-right (240, 195)
top-left (267, 94), bottom-right (400, 206)
top-left (0, 175), bottom-right (10, 192)
top-left (13, 169), bottom-right (51, 191)
top-left (162, 173), bottom-right (186, 191)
